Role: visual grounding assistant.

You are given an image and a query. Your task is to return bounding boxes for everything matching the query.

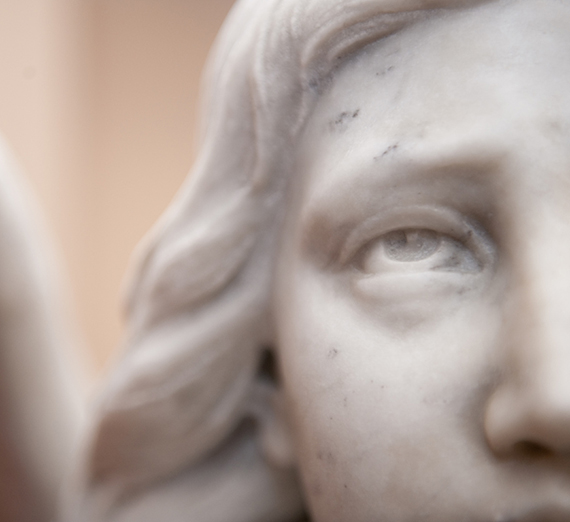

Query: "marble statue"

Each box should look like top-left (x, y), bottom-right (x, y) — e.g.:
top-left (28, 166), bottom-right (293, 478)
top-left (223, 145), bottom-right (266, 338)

top-left (0, 138), bottom-right (83, 522)
top-left (69, 0), bottom-right (570, 520)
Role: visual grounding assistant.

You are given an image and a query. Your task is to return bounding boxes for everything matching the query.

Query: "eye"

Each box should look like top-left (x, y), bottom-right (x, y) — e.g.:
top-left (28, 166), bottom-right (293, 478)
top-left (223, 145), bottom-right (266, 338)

top-left (382, 229), bottom-right (439, 262)
top-left (358, 228), bottom-right (481, 274)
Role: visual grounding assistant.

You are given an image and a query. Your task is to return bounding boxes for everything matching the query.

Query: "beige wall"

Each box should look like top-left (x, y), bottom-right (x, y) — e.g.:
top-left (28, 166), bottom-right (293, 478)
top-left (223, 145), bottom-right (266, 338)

top-left (0, 0), bottom-right (235, 374)
top-left (0, 0), bottom-right (92, 374)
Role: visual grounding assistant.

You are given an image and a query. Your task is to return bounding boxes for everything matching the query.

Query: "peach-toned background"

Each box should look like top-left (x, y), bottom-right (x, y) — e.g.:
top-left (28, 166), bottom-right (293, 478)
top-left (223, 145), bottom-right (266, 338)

top-left (0, 0), bottom-right (235, 375)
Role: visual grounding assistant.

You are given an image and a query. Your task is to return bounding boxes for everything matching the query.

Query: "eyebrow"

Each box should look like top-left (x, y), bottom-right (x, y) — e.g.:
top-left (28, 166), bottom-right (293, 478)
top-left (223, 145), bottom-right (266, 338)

top-left (300, 140), bottom-right (505, 263)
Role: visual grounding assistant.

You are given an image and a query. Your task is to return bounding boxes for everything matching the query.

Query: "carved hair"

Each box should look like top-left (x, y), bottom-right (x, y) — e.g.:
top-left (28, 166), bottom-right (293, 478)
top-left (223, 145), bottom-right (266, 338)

top-left (74, 0), bottom-right (489, 520)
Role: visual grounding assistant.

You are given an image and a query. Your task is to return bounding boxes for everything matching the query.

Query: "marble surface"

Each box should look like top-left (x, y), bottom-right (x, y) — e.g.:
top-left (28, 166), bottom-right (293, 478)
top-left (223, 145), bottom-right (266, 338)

top-left (70, 0), bottom-right (570, 520)
top-left (0, 138), bottom-right (83, 522)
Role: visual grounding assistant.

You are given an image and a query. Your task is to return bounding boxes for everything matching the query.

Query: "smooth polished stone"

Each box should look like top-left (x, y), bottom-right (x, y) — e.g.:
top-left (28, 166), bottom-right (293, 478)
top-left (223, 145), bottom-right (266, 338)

top-left (70, 1), bottom-right (570, 521)
top-left (0, 137), bottom-right (83, 522)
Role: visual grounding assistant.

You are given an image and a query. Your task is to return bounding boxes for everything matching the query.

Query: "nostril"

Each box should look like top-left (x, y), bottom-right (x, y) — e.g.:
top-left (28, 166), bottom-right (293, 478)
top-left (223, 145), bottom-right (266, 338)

top-left (511, 440), bottom-right (553, 458)
top-left (485, 386), bottom-right (570, 458)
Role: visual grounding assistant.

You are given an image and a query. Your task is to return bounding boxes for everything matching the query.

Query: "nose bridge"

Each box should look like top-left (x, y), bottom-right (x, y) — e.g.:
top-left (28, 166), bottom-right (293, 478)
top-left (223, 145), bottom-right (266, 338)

top-left (515, 209), bottom-right (570, 387)
top-left (485, 208), bottom-right (570, 455)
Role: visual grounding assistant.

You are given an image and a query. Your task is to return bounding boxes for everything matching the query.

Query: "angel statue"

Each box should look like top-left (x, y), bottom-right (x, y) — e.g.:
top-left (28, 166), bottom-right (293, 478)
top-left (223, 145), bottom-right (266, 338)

top-left (69, 0), bottom-right (570, 521)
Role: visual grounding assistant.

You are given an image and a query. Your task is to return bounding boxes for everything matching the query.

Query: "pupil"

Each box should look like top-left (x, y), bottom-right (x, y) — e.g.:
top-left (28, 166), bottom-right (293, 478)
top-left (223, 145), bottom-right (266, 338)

top-left (384, 229), bottom-right (439, 261)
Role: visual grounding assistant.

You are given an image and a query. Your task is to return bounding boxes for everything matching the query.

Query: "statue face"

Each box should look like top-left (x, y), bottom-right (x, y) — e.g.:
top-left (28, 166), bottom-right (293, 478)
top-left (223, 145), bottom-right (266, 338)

top-left (275, 1), bottom-right (570, 520)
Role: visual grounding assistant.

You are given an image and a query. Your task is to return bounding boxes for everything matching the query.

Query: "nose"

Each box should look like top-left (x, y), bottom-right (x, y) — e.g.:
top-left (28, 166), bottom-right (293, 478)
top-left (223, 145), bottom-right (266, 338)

top-left (485, 369), bottom-right (570, 457)
top-left (484, 225), bottom-right (570, 458)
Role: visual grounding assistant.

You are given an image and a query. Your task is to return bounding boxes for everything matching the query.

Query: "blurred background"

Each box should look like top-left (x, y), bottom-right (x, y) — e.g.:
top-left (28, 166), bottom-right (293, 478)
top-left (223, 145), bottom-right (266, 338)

top-left (0, 0), bottom-right (236, 378)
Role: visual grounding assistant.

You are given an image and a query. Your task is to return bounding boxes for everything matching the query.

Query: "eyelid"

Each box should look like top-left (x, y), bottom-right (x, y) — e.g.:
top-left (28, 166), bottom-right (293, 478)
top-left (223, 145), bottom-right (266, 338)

top-left (338, 205), bottom-right (491, 267)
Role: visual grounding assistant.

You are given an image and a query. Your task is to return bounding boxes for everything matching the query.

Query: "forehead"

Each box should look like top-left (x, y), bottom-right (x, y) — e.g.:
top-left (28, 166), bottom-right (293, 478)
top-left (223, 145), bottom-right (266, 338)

top-left (297, 0), bottom-right (570, 196)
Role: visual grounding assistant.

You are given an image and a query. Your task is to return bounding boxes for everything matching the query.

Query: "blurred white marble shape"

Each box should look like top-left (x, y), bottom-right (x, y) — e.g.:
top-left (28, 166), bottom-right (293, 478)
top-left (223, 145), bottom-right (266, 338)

top-left (0, 138), bottom-right (83, 522)
top-left (71, 0), bottom-right (570, 521)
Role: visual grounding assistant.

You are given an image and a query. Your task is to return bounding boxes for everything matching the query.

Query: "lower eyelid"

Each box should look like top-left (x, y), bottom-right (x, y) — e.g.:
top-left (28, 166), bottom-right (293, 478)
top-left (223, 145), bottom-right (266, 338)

top-left (351, 268), bottom-right (483, 304)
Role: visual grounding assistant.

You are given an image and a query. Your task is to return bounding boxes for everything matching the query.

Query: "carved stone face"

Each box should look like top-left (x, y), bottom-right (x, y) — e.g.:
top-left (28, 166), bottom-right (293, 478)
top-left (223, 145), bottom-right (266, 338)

top-left (275, 1), bottom-right (570, 520)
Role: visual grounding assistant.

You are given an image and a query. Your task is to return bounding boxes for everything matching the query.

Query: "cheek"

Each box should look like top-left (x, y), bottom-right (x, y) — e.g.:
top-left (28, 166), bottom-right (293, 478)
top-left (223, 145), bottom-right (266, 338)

top-left (277, 268), bottom-right (503, 521)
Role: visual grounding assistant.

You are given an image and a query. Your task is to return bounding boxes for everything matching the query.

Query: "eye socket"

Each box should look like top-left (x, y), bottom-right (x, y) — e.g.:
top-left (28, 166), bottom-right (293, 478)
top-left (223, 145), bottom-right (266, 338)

top-left (357, 227), bottom-right (481, 275)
